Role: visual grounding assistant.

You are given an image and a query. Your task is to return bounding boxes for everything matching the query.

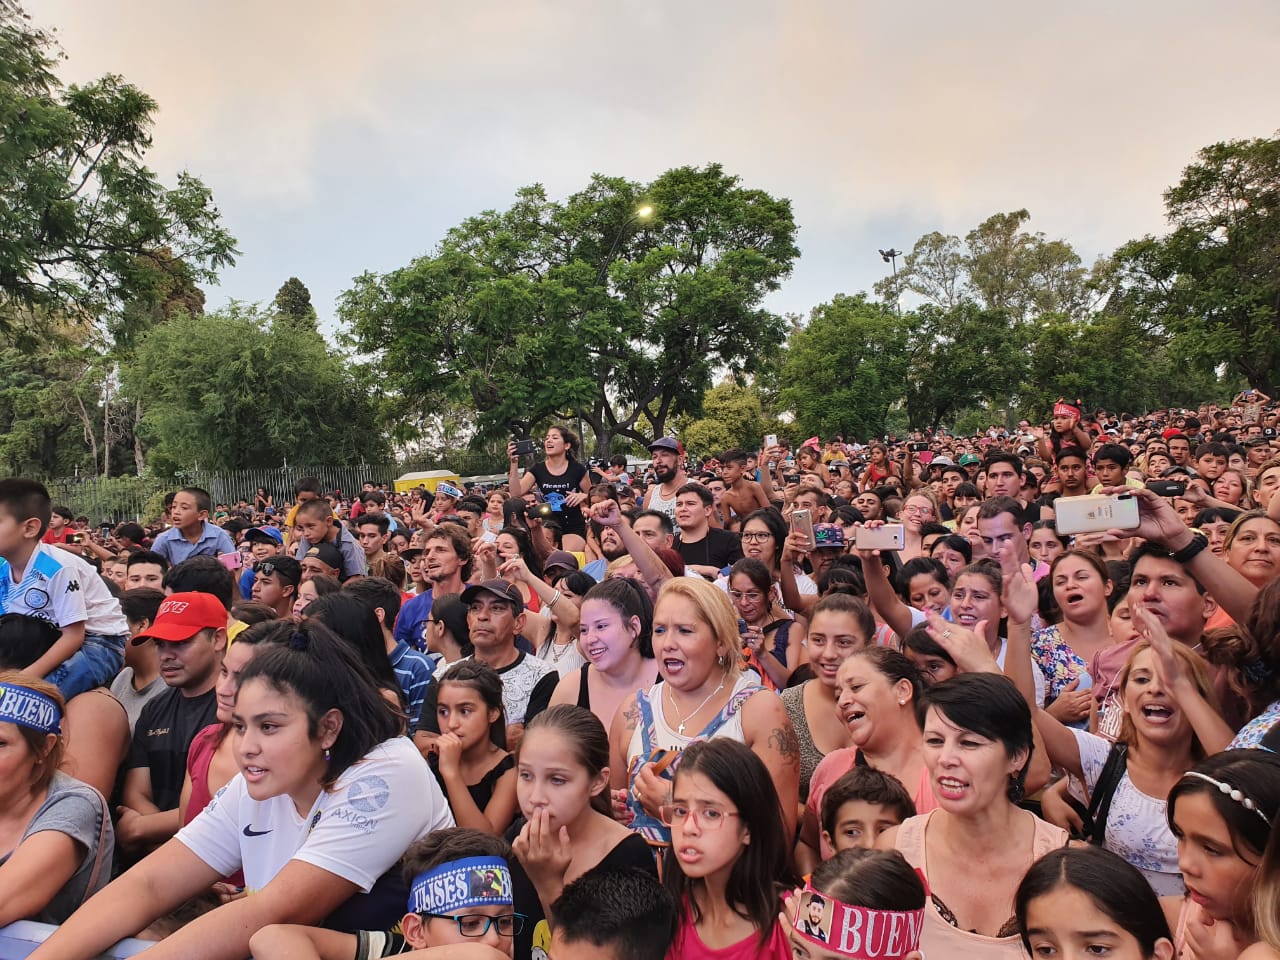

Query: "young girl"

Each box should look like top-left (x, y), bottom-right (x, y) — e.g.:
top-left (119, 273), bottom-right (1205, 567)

top-left (429, 661), bottom-right (517, 835)
top-left (1164, 750), bottom-right (1280, 960)
top-left (1244, 799), bottom-right (1280, 960)
top-left (1016, 846), bottom-right (1174, 960)
top-left (510, 704), bottom-right (654, 960)
top-left (29, 620), bottom-right (454, 960)
top-left (291, 574), bottom-right (339, 620)
top-left (727, 557), bottom-right (802, 690)
top-left (664, 738), bottom-right (794, 960)
top-left (789, 848), bottom-right (926, 960)
top-left (550, 576), bottom-right (655, 734)
top-left (507, 425), bottom-right (593, 552)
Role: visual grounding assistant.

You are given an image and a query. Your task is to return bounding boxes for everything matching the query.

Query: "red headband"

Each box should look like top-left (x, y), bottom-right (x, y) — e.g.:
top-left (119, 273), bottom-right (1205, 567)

top-left (1053, 402), bottom-right (1080, 420)
top-left (789, 884), bottom-right (924, 959)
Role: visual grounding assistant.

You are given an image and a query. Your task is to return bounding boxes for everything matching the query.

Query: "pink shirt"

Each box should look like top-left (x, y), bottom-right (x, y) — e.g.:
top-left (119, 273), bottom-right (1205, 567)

top-left (807, 747), bottom-right (939, 859)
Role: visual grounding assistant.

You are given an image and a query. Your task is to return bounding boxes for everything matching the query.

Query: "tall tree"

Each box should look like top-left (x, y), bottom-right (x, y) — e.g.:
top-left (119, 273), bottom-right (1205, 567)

top-left (1108, 133), bottom-right (1280, 393)
top-left (673, 379), bottom-right (782, 458)
top-left (339, 164), bottom-right (798, 454)
top-left (122, 304), bottom-right (387, 475)
top-left (0, 4), bottom-right (236, 327)
top-left (780, 295), bottom-right (911, 441)
top-left (272, 277), bottom-right (318, 332)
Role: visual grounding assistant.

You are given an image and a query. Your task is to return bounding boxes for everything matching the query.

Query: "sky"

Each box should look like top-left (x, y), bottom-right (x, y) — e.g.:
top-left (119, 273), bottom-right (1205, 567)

top-left (29, 0), bottom-right (1280, 335)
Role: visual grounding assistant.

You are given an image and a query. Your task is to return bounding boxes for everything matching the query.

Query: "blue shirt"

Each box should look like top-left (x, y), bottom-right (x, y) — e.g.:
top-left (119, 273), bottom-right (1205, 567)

top-left (389, 641), bottom-right (434, 736)
top-left (151, 521), bottom-right (236, 565)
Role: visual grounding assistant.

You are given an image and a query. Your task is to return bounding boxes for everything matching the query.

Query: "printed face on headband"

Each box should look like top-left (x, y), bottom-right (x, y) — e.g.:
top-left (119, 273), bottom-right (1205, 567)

top-left (788, 886), bottom-right (924, 960)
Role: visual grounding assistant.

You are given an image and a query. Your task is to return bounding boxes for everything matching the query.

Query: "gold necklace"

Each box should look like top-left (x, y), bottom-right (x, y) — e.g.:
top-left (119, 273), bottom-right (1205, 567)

top-left (666, 672), bottom-right (728, 736)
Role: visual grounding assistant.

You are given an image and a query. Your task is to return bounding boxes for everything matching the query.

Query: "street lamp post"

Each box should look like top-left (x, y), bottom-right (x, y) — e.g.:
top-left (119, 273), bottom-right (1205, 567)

top-left (878, 247), bottom-right (902, 313)
top-left (599, 205), bottom-right (654, 283)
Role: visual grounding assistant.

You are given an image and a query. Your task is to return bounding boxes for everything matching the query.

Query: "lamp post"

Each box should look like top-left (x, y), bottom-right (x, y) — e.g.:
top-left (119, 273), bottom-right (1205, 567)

top-left (599, 205), bottom-right (654, 283)
top-left (878, 247), bottom-right (902, 313)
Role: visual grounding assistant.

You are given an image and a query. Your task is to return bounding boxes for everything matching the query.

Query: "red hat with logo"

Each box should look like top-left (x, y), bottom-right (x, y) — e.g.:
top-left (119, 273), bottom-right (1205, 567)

top-left (131, 591), bottom-right (227, 644)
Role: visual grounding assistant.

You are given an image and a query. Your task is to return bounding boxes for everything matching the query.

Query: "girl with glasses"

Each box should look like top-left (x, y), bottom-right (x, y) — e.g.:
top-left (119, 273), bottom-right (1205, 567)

top-left (663, 738), bottom-right (795, 959)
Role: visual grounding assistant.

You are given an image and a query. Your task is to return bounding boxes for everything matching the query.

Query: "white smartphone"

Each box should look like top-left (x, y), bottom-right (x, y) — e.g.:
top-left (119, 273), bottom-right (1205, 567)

top-left (764, 433), bottom-right (778, 449)
top-left (1054, 494), bottom-right (1140, 536)
top-left (855, 523), bottom-right (905, 551)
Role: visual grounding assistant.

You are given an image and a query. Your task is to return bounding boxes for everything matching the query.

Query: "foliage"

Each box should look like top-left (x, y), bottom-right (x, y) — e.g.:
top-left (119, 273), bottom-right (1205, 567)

top-left (0, 3), bottom-right (236, 325)
top-left (1107, 133), bottom-right (1280, 393)
top-left (672, 379), bottom-right (784, 458)
top-left (877, 210), bottom-right (1094, 321)
top-left (339, 164), bottom-right (797, 455)
top-left (272, 277), bottom-right (318, 332)
top-left (121, 304), bottom-right (388, 474)
top-left (780, 294), bottom-right (911, 441)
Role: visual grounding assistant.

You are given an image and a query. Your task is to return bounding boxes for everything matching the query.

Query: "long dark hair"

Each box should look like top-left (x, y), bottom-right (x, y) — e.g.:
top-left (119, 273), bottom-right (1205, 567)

top-left (740, 508), bottom-right (787, 571)
top-left (236, 620), bottom-right (401, 788)
top-left (810, 848), bottom-right (926, 911)
top-left (499, 525), bottom-right (543, 579)
top-left (521, 705), bottom-right (612, 816)
top-left (663, 739), bottom-right (794, 946)
top-left (438, 660), bottom-right (507, 749)
top-left (1016, 846), bottom-right (1171, 957)
top-left (303, 593), bottom-right (406, 712)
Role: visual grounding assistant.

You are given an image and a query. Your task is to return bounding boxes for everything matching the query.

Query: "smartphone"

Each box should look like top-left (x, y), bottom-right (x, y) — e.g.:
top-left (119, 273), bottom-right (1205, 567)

top-left (791, 509), bottom-right (816, 550)
top-left (855, 523), bottom-right (905, 551)
top-left (217, 551), bottom-right (243, 571)
top-left (99, 524), bottom-right (112, 538)
top-left (1146, 480), bottom-right (1186, 498)
top-left (1054, 494), bottom-right (1140, 536)
top-left (738, 618), bottom-right (749, 636)
top-left (481, 530), bottom-right (498, 544)
top-left (783, 473), bottom-right (801, 484)
top-left (512, 438), bottom-right (538, 456)
top-left (909, 442), bottom-right (928, 452)
top-left (764, 433), bottom-right (778, 450)
top-left (66, 533), bottom-right (83, 545)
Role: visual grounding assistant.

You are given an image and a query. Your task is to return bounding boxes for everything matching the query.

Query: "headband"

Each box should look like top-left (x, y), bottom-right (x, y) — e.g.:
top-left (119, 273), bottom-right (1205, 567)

top-left (789, 883), bottom-right (924, 960)
top-left (1182, 771), bottom-right (1272, 825)
top-left (0, 682), bottom-right (62, 735)
top-left (408, 857), bottom-right (513, 915)
top-left (1054, 402), bottom-right (1081, 420)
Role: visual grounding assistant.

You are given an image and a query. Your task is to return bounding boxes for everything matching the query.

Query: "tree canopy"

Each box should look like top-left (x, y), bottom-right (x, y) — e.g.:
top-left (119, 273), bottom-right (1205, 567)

top-left (339, 164), bottom-right (798, 455)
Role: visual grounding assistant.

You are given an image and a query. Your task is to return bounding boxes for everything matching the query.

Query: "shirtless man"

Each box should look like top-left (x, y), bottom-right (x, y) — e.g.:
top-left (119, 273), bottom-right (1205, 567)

top-left (718, 448), bottom-right (771, 526)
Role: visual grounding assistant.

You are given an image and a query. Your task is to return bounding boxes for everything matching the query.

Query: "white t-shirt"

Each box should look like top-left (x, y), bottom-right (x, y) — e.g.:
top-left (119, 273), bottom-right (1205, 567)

top-left (0, 544), bottom-right (128, 636)
top-left (1068, 728), bottom-right (1183, 896)
top-left (177, 736), bottom-right (452, 894)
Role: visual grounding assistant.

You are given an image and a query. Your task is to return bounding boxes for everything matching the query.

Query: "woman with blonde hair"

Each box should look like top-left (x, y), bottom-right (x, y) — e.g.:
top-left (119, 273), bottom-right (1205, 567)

top-left (608, 577), bottom-right (799, 857)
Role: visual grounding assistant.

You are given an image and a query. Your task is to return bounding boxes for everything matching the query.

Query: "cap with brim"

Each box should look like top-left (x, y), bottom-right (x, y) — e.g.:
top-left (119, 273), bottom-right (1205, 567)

top-left (133, 591), bottom-right (227, 645)
top-left (931, 455), bottom-right (955, 466)
top-left (400, 546), bottom-right (425, 561)
top-left (461, 579), bottom-right (524, 612)
top-left (244, 527), bottom-right (283, 545)
top-left (544, 550), bottom-right (579, 573)
top-left (648, 437), bottom-right (682, 454)
top-left (958, 453), bottom-right (980, 466)
top-left (813, 523), bottom-right (846, 549)
top-left (304, 543), bottom-right (345, 575)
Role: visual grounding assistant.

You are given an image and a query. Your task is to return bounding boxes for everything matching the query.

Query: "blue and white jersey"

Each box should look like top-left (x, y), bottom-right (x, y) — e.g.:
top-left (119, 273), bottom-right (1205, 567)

top-left (0, 541), bottom-right (88, 629)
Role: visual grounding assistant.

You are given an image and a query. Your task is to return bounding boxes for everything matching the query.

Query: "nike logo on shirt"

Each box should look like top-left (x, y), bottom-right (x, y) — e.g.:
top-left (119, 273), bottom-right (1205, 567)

top-left (242, 824), bottom-right (272, 837)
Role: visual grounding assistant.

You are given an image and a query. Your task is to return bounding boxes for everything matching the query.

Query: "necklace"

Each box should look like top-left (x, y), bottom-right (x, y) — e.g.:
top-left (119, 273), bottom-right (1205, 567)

top-left (548, 638), bottom-right (574, 663)
top-left (666, 671), bottom-right (728, 736)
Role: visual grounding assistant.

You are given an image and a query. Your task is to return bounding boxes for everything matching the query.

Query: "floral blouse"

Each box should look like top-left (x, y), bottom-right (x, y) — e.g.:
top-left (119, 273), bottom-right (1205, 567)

top-left (1030, 624), bottom-right (1091, 703)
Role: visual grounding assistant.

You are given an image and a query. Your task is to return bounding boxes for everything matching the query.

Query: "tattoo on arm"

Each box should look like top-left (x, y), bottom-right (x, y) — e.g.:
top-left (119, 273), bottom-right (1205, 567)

top-left (769, 725), bottom-right (801, 766)
top-left (621, 698), bottom-right (639, 733)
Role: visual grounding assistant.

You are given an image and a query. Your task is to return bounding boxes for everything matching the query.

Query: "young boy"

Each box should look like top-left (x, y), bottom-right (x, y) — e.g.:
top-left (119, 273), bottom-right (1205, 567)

top-left (819, 766), bottom-right (916, 854)
top-left (237, 525), bottom-right (284, 599)
top-left (548, 866), bottom-right (678, 960)
top-left (41, 504), bottom-right (75, 545)
top-left (0, 478), bottom-right (131, 699)
top-left (293, 498), bottom-right (367, 577)
top-left (717, 448), bottom-right (771, 526)
top-left (150, 487), bottom-right (235, 564)
top-left (1089, 443), bottom-right (1140, 493)
top-left (110, 587), bottom-right (167, 732)
top-left (248, 828), bottom-right (517, 960)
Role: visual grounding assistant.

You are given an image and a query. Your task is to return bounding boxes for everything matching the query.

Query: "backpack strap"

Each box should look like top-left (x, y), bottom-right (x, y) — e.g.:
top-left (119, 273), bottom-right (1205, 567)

top-left (1086, 741), bottom-right (1128, 847)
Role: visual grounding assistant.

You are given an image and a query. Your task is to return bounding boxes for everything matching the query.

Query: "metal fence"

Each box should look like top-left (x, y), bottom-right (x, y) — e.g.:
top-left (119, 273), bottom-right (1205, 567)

top-left (42, 452), bottom-right (511, 524)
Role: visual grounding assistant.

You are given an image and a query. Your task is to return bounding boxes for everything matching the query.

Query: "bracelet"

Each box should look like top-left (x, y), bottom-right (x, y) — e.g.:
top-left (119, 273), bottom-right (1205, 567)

top-left (549, 590), bottom-right (562, 607)
top-left (1170, 532), bottom-right (1209, 565)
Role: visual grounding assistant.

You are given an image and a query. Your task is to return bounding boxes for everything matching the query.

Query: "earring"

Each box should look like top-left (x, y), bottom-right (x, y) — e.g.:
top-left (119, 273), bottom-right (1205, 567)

top-left (324, 748), bottom-right (331, 763)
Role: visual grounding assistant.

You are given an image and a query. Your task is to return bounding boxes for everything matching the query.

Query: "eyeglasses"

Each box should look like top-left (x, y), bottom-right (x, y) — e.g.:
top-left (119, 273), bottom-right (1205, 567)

top-left (740, 532), bottom-right (772, 543)
top-left (418, 912), bottom-right (525, 938)
top-left (254, 560), bottom-right (282, 576)
top-left (728, 590), bottom-right (765, 603)
top-left (900, 505), bottom-right (933, 516)
top-left (660, 803), bottom-right (742, 829)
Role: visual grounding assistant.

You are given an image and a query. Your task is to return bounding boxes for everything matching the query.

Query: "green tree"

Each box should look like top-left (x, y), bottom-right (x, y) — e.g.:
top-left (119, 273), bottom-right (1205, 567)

top-left (0, 4), bottom-right (236, 325)
top-left (272, 277), bottom-right (318, 332)
top-left (122, 304), bottom-right (387, 475)
top-left (673, 379), bottom-right (782, 458)
top-left (339, 164), bottom-right (797, 454)
top-left (903, 302), bottom-right (1026, 430)
top-left (1109, 133), bottom-right (1280, 393)
top-left (780, 295), bottom-right (910, 441)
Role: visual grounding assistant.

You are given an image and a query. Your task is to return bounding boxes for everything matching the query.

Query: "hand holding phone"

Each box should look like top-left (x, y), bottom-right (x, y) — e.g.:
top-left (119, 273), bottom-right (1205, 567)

top-left (855, 523), bottom-right (905, 551)
top-left (791, 509), bottom-right (816, 550)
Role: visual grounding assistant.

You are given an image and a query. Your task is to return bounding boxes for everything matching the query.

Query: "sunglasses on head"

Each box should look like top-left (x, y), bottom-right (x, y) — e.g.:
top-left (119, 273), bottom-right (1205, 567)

top-left (254, 560), bottom-right (283, 576)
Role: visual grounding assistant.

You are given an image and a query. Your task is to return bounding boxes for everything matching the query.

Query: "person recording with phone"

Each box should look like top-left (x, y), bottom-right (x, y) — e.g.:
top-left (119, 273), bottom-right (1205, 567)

top-left (507, 425), bottom-right (593, 552)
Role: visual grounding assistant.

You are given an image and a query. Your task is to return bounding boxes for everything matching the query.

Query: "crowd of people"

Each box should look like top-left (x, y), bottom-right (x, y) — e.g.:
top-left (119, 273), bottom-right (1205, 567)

top-left (0, 393), bottom-right (1279, 960)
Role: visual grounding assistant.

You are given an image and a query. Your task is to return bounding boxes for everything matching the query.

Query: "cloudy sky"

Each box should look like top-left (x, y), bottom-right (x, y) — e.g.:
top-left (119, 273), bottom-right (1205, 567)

top-left (30, 1), bottom-right (1280, 333)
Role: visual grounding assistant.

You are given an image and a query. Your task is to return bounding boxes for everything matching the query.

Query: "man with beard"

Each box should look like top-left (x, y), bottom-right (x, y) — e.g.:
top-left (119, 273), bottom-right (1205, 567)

top-left (393, 524), bottom-right (472, 649)
top-left (642, 437), bottom-right (688, 531)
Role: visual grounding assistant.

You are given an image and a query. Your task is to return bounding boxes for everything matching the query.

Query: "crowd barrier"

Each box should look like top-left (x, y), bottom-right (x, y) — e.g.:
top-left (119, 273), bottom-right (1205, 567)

top-left (0, 921), bottom-right (148, 959)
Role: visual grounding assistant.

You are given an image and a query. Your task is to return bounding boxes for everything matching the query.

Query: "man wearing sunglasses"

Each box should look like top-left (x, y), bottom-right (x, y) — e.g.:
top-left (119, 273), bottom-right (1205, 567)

top-left (250, 556), bottom-right (301, 620)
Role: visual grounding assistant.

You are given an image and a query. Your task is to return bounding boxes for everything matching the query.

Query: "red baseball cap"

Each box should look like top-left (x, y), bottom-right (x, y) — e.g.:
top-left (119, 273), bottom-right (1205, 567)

top-left (132, 592), bottom-right (227, 645)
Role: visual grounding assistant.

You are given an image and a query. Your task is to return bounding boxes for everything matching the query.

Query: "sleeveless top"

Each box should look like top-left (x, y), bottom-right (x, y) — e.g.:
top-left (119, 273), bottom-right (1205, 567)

top-left (529, 460), bottom-right (588, 536)
top-left (895, 811), bottom-right (1068, 960)
top-left (625, 674), bottom-right (763, 844)
top-left (780, 681), bottom-right (826, 802)
top-left (647, 485), bottom-right (680, 530)
top-left (184, 722), bottom-right (245, 887)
